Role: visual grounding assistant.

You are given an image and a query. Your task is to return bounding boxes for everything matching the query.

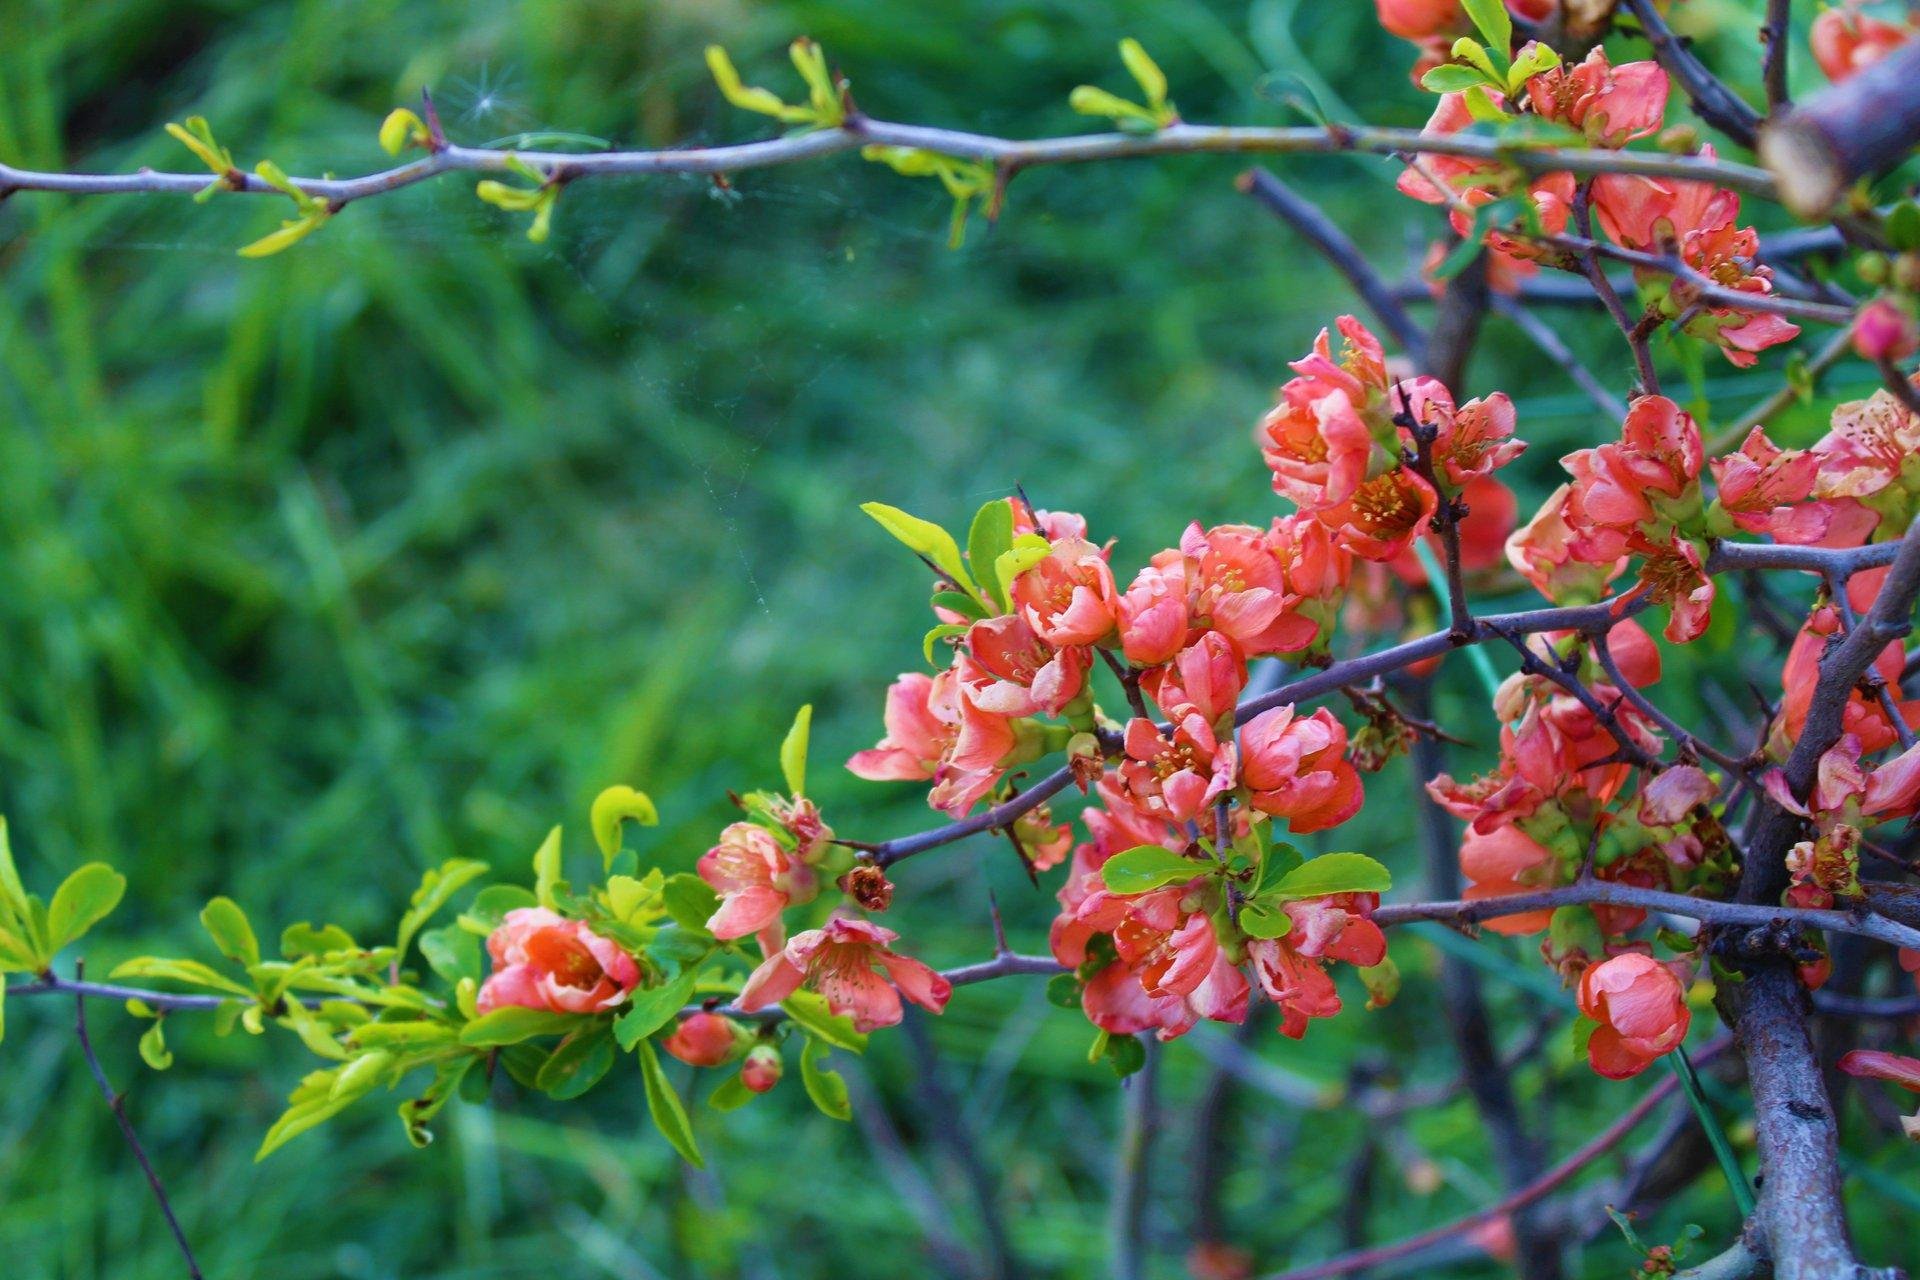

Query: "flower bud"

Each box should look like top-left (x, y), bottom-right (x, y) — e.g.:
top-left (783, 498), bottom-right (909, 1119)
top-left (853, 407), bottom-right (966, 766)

top-left (1857, 252), bottom-right (1891, 286)
top-left (740, 1044), bottom-right (784, 1093)
top-left (663, 1012), bottom-right (744, 1068)
top-left (1853, 298), bottom-right (1920, 362)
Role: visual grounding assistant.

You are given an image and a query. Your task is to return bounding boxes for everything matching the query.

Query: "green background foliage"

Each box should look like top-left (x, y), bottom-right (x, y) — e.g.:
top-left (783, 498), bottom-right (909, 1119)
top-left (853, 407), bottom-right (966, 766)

top-left (0, 0), bottom-right (1912, 1275)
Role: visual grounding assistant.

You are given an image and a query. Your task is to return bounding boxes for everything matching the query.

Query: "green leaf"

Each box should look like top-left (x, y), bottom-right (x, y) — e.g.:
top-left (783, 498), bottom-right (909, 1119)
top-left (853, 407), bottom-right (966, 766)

top-left (1045, 973), bottom-right (1083, 1009)
top-left (532, 825), bottom-right (564, 910)
top-left (110, 956), bottom-right (254, 998)
top-left (396, 861), bottom-right (489, 963)
top-left (1421, 65), bottom-right (1492, 94)
top-left (860, 501), bottom-right (975, 594)
top-left (537, 1025), bottom-right (617, 1100)
top-left (0, 926), bottom-right (40, 972)
top-left (779, 705), bottom-right (812, 797)
top-left (1888, 201), bottom-right (1920, 253)
top-left (1255, 840), bottom-right (1306, 896)
top-left (1266, 852), bottom-right (1392, 901)
top-left (613, 965), bottom-right (701, 1050)
top-left (967, 499), bottom-right (1016, 610)
top-left (1238, 902), bottom-right (1292, 940)
top-left (781, 989), bottom-right (868, 1054)
top-left (799, 1037), bottom-right (851, 1121)
top-left (198, 897), bottom-right (259, 968)
top-left (638, 1040), bottom-right (704, 1166)
top-left (256, 1066), bottom-right (373, 1160)
top-left (399, 1057), bottom-right (473, 1147)
top-left (708, 1074), bottom-right (757, 1112)
top-left (0, 817), bottom-right (29, 925)
top-left (458, 1006), bottom-right (581, 1047)
top-left (591, 787), bottom-right (658, 869)
top-left (1462, 0), bottom-right (1512, 57)
top-left (1068, 85), bottom-right (1157, 124)
top-left (47, 864), bottom-right (126, 954)
top-left (419, 923), bottom-right (481, 985)
top-left (1100, 1030), bottom-right (1146, 1077)
top-left (1118, 38), bottom-right (1168, 110)
top-left (1100, 846), bottom-right (1204, 896)
top-left (661, 874), bottom-right (719, 936)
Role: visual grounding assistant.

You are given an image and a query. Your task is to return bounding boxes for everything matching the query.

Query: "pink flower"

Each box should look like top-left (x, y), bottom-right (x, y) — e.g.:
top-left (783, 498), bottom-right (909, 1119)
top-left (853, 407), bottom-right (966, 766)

top-left (1460, 824), bottom-right (1560, 936)
top-left (1260, 386), bottom-right (1375, 513)
top-left (1247, 937), bottom-right (1343, 1039)
top-left (1314, 467), bottom-right (1440, 562)
top-left (1639, 764), bottom-right (1715, 827)
top-left (1008, 499), bottom-right (1090, 543)
top-left (1282, 893), bottom-right (1387, 967)
top-left (1813, 385), bottom-right (1920, 505)
top-left (1839, 1049), bottom-right (1920, 1092)
top-left (1239, 705), bottom-right (1364, 833)
top-left (965, 613), bottom-right (1089, 716)
top-left (1011, 536), bottom-right (1118, 647)
top-left (1710, 426), bottom-right (1821, 538)
top-left (1177, 523), bottom-right (1319, 656)
top-left (664, 1012), bottom-right (742, 1067)
top-left (1506, 483), bottom-right (1625, 605)
top-left (1577, 953), bottom-right (1689, 1079)
top-left (698, 822), bottom-right (816, 940)
top-left (1140, 631), bottom-right (1247, 725)
top-left (1854, 298), bottom-right (1920, 363)
top-left (1418, 390), bottom-right (1527, 488)
top-left (847, 672), bottom-right (950, 782)
top-left (1563, 395), bottom-right (1704, 554)
top-left (738, 916), bottom-right (951, 1032)
top-left (1525, 46), bottom-right (1668, 147)
top-left (1119, 713), bottom-right (1238, 826)
top-left (1631, 534), bottom-right (1716, 645)
top-left (1117, 560), bottom-right (1191, 667)
top-left (1374, 0), bottom-right (1463, 39)
top-left (1080, 951), bottom-right (1249, 1042)
top-left (476, 907), bottom-right (642, 1015)
top-left (1812, 7), bottom-right (1913, 83)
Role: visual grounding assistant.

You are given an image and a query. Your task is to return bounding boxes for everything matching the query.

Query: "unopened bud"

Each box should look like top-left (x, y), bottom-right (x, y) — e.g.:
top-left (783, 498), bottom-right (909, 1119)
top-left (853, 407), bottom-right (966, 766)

top-left (1856, 298), bottom-right (1920, 362)
top-left (741, 1044), bottom-right (783, 1093)
top-left (663, 1012), bottom-right (744, 1068)
top-left (1067, 731), bottom-right (1105, 791)
top-left (1857, 252), bottom-right (1891, 286)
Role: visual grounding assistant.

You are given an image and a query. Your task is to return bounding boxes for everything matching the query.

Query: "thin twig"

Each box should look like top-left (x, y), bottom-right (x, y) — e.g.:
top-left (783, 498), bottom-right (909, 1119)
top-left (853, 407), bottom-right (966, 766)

top-left (1621, 0), bottom-right (1761, 149)
top-left (1762, 0), bottom-right (1793, 115)
top-left (72, 961), bottom-right (204, 1280)
top-left (1490, 293), bottom-right (1629, 419)
top-left (1572, 187), bottom-right (1661, 394)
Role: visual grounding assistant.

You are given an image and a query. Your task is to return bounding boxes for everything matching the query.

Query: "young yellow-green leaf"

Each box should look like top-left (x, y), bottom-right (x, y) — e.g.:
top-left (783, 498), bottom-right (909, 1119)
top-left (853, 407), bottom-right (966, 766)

top-left (379, 108), bottom-right (429, 155)
top-left (138, 1017), bottom-right (173, 1069)
top-left (1266, 852), bottom-right (1392, 901)
top-left (165, 117), bottom-right (233, 176)
top-left (779, 705), bottom-right (813, 797)
top-left (1100, 846), bottom-right (1205, 896)
top-left (613, 965), bottom-right (701, 1050)
top-left (47, 864), bottom-right (127, 954)
top-left (781, 989), bottom-right (868, 1054)
top-left (536, 1025), bottom-right (617, 1100)
top-left (397, 859), bottom-right (490, 959)
top-left (459, 1006), bottom-right (582, 1047)
top-left (788, 37), bottom-right (842, 124)
top-left (237, 212), bottom-right (328, 258)
top-left (0, 927), bottom-right (35, 972)
top-left (1255, 839), bottom-right (1307, 896)
top-left (110, 956), bottom-right (255, 997)
top-left (638, 1040), bottom-right (705, 1166)
top-left (280, 921), bottom-right (358, 958)
top-left (967, 500), bottom-right (1015, 609)
top-left (1421, 64), bottom-right (1493, 94)
top-left (1461, 0), bottom-right (1512, 59)
top-left (399, 1056), bottom-right (472, 1147)
top-left (1360, 957), bottom-right (1401, 1010)
top-left (1506, 40), bottom-right (1561, 93)
top-left (1461, 85), bottom-right (1511, 124)
top-left (799, 1037), bottom-right (851, 1121)
top-left (332, 1050), bottom-right (396, 1100)
top-left (705, 45), bottom-right (803, 122)
top-left (860, 501), bottom-right (975, 594)
top-left (1449, 37), bottom-right (1502, 83)
top-left (1068, 85), bottom-right (1157, 124)
top-left (256, 1068), bottom-right (363, 1161)
top-left (1118, 38), bottom-right (1168, 110)
top-left (591, 786), bottom-right (658, 868)
top-left (661, 873), bottom-right (719, 936)
top-left (994, 534), bottom-right (1052, 605)
top-left (200, 896), bottom-right (260, 968)
top-left (532, 825), bottom-right (564, 909)
top-left (923, 623), bottom-right (968, 665)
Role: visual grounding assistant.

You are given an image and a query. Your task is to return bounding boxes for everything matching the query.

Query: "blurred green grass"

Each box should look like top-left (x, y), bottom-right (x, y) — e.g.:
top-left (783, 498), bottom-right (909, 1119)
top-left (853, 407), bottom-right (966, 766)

top-left (1, 0), bottom-right (1914, 1276)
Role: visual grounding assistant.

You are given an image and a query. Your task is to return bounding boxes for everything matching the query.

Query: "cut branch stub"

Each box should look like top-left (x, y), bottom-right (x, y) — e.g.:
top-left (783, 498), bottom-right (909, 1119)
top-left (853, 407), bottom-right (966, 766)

top-left (1760, 41), bottom-right (1920, 218)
